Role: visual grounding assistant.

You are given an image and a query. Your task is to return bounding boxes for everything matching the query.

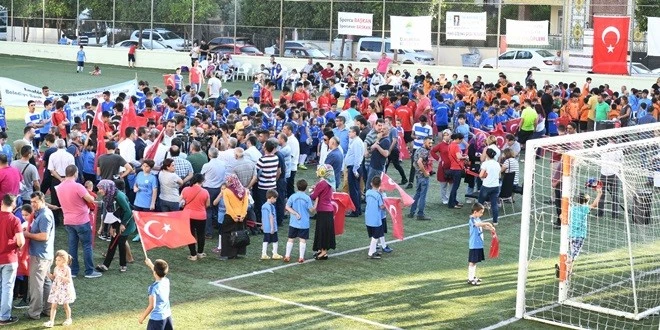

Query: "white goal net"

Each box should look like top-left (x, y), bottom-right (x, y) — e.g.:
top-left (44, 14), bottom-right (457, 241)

top-left (515, 123), bottom-right (660, 329)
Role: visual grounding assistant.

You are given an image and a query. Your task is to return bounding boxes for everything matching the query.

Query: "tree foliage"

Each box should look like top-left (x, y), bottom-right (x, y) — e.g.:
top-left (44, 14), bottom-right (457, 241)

top-left (635, 0), bottom-right (660, 32)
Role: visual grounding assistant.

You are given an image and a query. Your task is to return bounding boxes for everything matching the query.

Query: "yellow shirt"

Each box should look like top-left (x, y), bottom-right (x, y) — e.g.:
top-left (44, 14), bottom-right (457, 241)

top-left (222, 189), bottom-right (249, 220)
top-left (587, 95), bottom-right (598, 121)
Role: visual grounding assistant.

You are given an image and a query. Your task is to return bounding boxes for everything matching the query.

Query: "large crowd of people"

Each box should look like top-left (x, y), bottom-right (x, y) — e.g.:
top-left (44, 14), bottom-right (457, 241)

top-left (0, 52), bottom-right (659, 327)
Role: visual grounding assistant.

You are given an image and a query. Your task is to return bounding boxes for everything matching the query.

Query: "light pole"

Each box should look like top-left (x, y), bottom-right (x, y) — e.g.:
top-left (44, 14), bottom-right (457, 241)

top-left (42, 0), bottom-right (45, 43)
top-left (233, 0), bottom-right (237, 45)
top-left (191, 0), bottom-right (195, 47)
top-left (278, 0), bottom-right (283, 57)
top-left (381, 0), bottom-right (385, 52)
top-left (496, 1), bottom-right (502, 69)
top-left (112, 0), bottom-right (116, 46)
top-left (150, 0), bottom-right (154, 49)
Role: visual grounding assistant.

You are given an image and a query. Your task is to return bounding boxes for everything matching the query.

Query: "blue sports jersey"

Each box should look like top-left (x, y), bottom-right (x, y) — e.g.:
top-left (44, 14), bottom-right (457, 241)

top-left (0, 106), bottom-right (6, 128)
top-left (226, 96), bottom-right (240, 110)
top-left (468, 216), bottom-right (484, 249)
top-left (76, 50), bottom-right (85, 62)
top-left (365, 189), bottom-right (383, 227)
top-left (261, 202), bottom-right (277, 233)
top-left (252, 83), bottom-right (261, 98)
top-left (286, 192), bottom-right (313, 229)
top-left (40, 109), bottom-right (52, 135)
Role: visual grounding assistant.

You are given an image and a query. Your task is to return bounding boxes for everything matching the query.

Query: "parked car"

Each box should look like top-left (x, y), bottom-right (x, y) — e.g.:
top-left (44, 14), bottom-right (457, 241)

top-left (265, 41), bottom-right (336, 58)
top-left (479, 49), bottom-right (556, 71)
top-left (210, 44), bottom-right (263, 56)
top-left (110, 39), bottom-right (174, 51)
top-left (282, 47), bottom-right (329, 59)
top-left (129, 29), bottom-right (186, 51)
top-left (630, 62), bottom-right (660, 76)
top-left (208, 37), bottom-right (253, 48)
top-left (355, 37), bottom-right (435, 65)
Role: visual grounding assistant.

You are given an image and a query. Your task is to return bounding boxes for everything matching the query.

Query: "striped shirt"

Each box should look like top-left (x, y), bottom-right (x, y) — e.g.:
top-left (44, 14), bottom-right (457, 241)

top-left (257, 154), bottom-right (279, 190)
top-left (412, 123), bottom-right (432, 149)
top-left (503, 158), bottom-right (520, 186)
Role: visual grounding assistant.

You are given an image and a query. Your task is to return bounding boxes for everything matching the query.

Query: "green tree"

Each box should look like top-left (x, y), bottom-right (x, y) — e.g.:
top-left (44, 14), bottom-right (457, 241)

top-left (635, 0), bottom-right (660, 32)
top-left (155, 0), bottom-right (219, 40)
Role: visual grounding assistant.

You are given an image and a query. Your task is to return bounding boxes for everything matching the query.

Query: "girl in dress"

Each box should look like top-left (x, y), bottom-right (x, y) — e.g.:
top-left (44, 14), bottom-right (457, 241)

top-left (44, 250), bottom-right (76, 327)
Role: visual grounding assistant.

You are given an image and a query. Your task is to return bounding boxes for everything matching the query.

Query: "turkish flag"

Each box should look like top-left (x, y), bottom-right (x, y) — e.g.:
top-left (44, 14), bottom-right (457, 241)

top-left (489, 124), bottom-right (508, 150)
top-left (331, 192), bottom-right (355, 236)
top-left (503, 118), bottom-right (521, 135)
top-left (134, 210), bottom-right (196, 251)
top-left (119, 98), bottom-right (148, 139)
top-left (163, 74), bottom-right (175, 88)
top-left (593, 16), bottom-right (630, 75)
top-left (143, 128), bottom-right (165, 160)
top-left (380, 173), bottom-right (414, 206)
top-left (398, 132), bottom-right (410, 160)
top-left (17, 215), bottom-right (33, 276)
top-left (383, 197), bottom-right (404, 240)
top-left (489, 232), bottom-right (500, 258)
top-left (93, 103), bottom-right (107, 169)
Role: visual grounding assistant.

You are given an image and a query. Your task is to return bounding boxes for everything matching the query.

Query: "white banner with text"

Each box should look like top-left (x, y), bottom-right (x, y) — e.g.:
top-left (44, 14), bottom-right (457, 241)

top-left (505, 19), bottom-right (549, 45)
top-left (390, 16), bottom-right (433, 50)
top-left (0, 78), bottom-right (137, 116)
top-left (337, 12), bottom-right (373, 36)
top-left (446, 12), bottom-right (487, 40)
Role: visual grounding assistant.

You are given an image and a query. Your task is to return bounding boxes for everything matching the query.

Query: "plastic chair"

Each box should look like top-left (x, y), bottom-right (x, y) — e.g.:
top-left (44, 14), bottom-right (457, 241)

top-left (499, 172), bottom-right (516, 214)
top-left (236, 63), bottom-right (253, 81)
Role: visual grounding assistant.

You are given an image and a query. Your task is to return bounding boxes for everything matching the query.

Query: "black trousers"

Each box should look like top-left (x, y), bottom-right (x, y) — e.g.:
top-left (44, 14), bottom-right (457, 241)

top-left (286, 171), bottom-right (297, 197)
top-left (50, 177), bottom-right (63, 224)
top-left (386, 149), bottom-right (407, 183)
top-left (103, 230), bottom-right (127, 268)
top-left (598, 174), bottom-right (620, 217)
top-left (188, 219), bottom-right (206, 256)
top-left (408, 149), bottom-right (418, 185)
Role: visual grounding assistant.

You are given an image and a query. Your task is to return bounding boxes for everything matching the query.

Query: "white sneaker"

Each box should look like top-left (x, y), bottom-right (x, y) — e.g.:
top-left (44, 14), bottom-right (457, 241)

top-left (43, 321), bottom-right (54, 328)
top-left (63, 318), bottom-right (73, 326)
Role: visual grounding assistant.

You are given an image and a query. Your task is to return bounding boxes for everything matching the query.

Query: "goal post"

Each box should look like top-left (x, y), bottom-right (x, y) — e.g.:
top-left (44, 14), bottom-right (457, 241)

top-left (515, 123), bottom-right (660, 329)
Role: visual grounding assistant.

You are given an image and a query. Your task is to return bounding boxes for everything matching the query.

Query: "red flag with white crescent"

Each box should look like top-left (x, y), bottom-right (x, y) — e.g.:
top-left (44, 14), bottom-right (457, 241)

top-left (331, 192), bottom-right (355, 236)
top-left (592, 16), bottom-right (630, 75)
top-left (93, 102), bottom-right (107, 169)
top-left (490, 124), bottom-right (508, 150)
top-left (163, 74), bottom-right (176, 88)
top-left (144, 128), bottom-right (165, 160)
top-left (134, 210), bottom-right (196, 251)
top-left (383, 197), bottom-right (404, 240)
top-left (503, 118), bottom-right (521, 135)
top-left (489, 232), bottom-right (500, 258)
top-left (380, 173), bottom-right (415, 206)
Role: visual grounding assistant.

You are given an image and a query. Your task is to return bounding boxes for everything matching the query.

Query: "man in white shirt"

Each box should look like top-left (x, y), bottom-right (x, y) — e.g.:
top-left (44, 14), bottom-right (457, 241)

top-left (207, 71), bottom-right (222, 101)
top-left (47, 138), bottom-right (74, 222)
top-left (217, 137), bottom-right (238, 173)
top-left (243, 135), bottom-right (262, 165)
top-left (598, 137), bottom-right (623, 219)
top-left (344, 126), bottom-right (364, 217)
top-left (118, 127), bottom-right (140, 168)
top-left (301, 58), bottom-right (314, 74)
top-left (283, 123), bottom-right (300, 197)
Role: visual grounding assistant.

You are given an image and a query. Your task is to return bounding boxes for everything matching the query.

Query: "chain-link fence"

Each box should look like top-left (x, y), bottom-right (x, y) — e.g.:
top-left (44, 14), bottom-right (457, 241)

top-left (0, 0), bottom-right (656, 68)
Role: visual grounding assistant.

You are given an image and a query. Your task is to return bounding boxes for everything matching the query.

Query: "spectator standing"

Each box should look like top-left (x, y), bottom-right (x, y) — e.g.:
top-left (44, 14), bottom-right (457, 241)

top-left (407, 115), bottom-right (432, 189)
top-left (323, 137), bottom-right (343, 190)
top-left (97, 141), bottom-right (133, 181)
top-left (169, 146), bottom-right (193, 185)
top-left (0, 154), bottom-right (21, 203)
top-left (366, 119), bottom-right (391, 191)
top-left (24, 192), bottom-right (55, 321)
top-left (55, 165), bottom-right (102, 279)
top-left (11, 146), bottom-right (40, 205)
top-left (408, 136), bottom-right (433, 220)
top-left (344, 126), bottom-right (364, 217)
top-left (283, 123), bottom-right (300, 197)
top-left (186, 141), bottom-right (208, 174)
top-left (0, 194), bottom-right (24, 325)
top-left (158, 159), bottom-right (183, 212)
top-left (201, 148), bottom-right (226, 237)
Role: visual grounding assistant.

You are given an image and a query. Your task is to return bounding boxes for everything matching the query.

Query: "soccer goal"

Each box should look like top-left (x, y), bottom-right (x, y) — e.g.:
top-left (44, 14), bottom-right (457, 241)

top-left (515, 123), bottom-right (660, 329)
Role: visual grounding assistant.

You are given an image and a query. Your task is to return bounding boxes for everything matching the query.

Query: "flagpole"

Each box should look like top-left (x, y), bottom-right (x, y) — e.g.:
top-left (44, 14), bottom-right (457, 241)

top-left (628, 3), bottom-right (634, 75)
top-left (133, 211), bottom-right (149, 259)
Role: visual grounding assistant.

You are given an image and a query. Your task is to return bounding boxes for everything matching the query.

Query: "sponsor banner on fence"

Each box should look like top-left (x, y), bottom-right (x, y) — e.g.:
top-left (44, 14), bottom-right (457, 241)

top-left (337, 12), bottom-right (373, 36)
top-left (390, 15), bottom-right (433, 50)
top-left (505, 19), bottom-right (549, 45)
top-left (446, 12), bottom-right (487, 41)
top-left (0, 77), bottom-right (137, 116)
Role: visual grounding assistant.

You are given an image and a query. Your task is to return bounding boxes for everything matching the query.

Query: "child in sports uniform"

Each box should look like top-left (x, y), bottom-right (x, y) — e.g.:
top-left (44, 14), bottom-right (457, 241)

top-left (261, 189), bottom-right (282, 260)
top-left (139, 258), bottom-right (172, 330)
top-left (567, 187), bottom-right (602, 275)
top-left (365, 177), bottom-right (386, 259)
top-left (284, 180), bottom-right (314, 263)
top-left (468, 203), bottom-right (496, 286)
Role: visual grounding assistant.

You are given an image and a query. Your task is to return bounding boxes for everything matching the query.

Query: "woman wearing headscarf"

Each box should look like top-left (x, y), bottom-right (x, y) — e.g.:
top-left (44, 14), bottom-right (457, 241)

top-left (220, 174), bottom-right (250, 260)
top-left (96, 179), bottom-right (135, 272)
top-left (310, 164), bottom-right (336, 260)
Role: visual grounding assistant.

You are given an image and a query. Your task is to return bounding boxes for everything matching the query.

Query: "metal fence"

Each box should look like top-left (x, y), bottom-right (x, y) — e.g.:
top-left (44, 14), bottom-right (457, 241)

top-left (0, 0), bottom-right (655, 64)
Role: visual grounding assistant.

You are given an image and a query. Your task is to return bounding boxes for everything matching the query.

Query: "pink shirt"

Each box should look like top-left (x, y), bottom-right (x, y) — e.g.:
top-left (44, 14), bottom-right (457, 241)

top-left (56, 179), bottom-right (91, 226)
top-left (181, 185), bottom-right (210, 220)
top-left (376, 58), bottom-right (392, 74)
top-left (0, 166), bottom-right (21, 202)
top-left (310, 180), bottom-right (333, 212)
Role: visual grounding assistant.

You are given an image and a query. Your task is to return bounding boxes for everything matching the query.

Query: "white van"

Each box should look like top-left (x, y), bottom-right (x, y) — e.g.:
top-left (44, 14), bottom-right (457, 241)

top-left (355, 37), bottom-right (435, 65)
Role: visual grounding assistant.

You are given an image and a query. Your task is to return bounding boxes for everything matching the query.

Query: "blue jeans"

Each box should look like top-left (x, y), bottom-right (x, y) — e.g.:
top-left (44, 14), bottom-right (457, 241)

top-left (448, 170), bottom-right (463, 208)
top-left (66, 223), bottom-right (95, 276)
top-left (409, 176), bottom-right (429, 216)
top-left (347, 166), bottom-right (361, 215)
top-left (479, 185), bottom-right (500, 223)
top-left (0, 263), bottom-right (17, 321)
top-left (204, 187), bottom-right (221, 235)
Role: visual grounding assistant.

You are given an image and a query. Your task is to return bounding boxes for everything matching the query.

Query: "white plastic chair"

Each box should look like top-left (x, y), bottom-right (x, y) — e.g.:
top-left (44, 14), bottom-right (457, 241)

top-left (236, 63), bottom-right (253, 81)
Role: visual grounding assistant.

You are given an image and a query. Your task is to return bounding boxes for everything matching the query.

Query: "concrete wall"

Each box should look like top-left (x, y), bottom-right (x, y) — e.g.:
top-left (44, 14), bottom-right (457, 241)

top-left (0, 41), bottom-right (656, 93)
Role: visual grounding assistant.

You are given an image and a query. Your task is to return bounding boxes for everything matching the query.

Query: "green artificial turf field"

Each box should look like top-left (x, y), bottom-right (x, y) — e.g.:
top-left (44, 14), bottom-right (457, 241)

top-left (0, 54), bottom-right (567, 329)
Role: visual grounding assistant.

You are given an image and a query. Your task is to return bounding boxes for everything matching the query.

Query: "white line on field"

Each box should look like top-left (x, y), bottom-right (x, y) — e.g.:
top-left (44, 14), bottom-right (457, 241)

top-left (481, 316), bottom-right (519, 330)
top-left (211, 282), bottom-right (403, 330)
top-left (211, 208), bottom-right (536, 284)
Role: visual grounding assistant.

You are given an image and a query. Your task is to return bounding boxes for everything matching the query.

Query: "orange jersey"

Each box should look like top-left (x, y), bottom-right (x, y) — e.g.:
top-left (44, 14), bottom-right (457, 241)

top-left (579, 104), bottom-right (590, 122)
top-left (564, 101), bottom-right (580, 120)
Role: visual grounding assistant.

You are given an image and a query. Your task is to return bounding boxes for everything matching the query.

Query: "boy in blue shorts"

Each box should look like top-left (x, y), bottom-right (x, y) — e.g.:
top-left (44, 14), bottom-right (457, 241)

top-left (76, 45), bottom-right (86, 73)
top-left (365, 177), bottom-right (386, 259)
top-left (284, 180), bottom-right (315, 263)
top-left (139, 258), bottom-right (173, 330)
top-left (468, 203), bottom-right (496, 286)
top-left (261, 189), bottom-right (283, 260)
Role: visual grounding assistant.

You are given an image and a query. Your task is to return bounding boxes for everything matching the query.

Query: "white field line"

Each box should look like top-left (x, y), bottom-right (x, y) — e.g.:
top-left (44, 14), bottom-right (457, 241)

top-left (481, 316), bottom-right (520, 330)
top-left (211, 282), bottom-right (403, 330)
top-left (210, 210), bottom-right (528, 284)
